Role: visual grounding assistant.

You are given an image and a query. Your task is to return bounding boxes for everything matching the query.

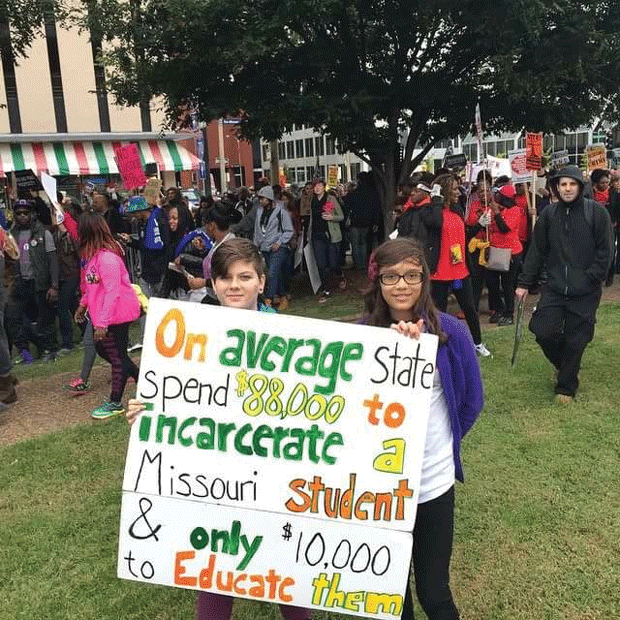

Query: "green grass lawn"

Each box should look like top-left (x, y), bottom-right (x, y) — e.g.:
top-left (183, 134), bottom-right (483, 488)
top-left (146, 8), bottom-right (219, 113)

top-left (1, 303), bottom-right (619, 619)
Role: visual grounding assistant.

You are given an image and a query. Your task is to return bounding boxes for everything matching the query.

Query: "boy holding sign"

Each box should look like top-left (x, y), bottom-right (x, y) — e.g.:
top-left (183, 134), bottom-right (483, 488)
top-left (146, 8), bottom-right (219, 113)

top-left (127, 238), bottom-right (312, 620)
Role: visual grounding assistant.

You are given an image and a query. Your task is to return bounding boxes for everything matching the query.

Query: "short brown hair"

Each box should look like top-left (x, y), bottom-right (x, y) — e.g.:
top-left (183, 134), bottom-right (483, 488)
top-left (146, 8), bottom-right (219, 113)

top-left (210, 238), bottom-right (266, 281)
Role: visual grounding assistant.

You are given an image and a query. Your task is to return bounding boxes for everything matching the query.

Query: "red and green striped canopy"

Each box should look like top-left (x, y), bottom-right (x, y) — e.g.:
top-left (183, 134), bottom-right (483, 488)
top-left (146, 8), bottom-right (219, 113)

top-left (0, 140), bottom-right (200, 176)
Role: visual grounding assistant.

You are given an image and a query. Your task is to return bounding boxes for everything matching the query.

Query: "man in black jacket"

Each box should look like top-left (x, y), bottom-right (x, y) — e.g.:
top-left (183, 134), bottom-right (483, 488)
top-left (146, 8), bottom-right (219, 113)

top-left (516, 165), bottom-right (613, 403)
top-left (9, 200), bottom-right (60, 363)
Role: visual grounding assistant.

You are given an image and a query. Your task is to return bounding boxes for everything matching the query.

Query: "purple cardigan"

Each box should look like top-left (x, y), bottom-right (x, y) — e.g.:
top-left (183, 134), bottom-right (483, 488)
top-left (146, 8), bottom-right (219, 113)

top-left (435, 312), bottom-right (484, 482)
top-left (360, 311), bottom-right (484, 483)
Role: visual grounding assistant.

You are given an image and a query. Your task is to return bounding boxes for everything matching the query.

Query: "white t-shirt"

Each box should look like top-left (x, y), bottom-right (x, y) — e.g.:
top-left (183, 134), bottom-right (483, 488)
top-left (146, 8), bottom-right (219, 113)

top-left (418, 369), bottom-right (455, 504)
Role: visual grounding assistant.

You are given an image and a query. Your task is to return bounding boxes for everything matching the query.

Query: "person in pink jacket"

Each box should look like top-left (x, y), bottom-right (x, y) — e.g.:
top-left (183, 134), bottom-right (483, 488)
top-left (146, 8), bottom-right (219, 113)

top-left (74, 212), bottom-right (141, 419)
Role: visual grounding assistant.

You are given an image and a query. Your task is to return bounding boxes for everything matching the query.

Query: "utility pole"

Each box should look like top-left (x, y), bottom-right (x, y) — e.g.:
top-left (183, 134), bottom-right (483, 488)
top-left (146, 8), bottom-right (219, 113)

top-left (218, 119), bottom-right (227, 194)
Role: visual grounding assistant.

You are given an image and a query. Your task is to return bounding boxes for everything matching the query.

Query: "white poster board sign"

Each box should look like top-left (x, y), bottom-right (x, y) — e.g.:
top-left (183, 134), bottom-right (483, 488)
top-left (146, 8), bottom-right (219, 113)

top-left (119, 299), bottom-right (438, 618)
top-left (40, 171), bottom-right (64, 224)
top-left (303, 243), bottom-right (322, 294)
top-left (508, 149), bottom-right (532, 183)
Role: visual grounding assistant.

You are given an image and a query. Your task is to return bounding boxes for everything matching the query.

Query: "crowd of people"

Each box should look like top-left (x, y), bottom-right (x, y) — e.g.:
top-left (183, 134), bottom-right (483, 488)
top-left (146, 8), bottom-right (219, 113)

top-left (0, 161), bottom-right (616, 416)
top-left (0, 159), bottom-right (615, 620)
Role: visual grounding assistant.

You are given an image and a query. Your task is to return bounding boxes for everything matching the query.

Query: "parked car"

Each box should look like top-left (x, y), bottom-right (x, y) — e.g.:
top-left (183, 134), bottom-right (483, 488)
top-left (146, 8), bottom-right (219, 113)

top-left (181, 188), bottom-right (201, 210)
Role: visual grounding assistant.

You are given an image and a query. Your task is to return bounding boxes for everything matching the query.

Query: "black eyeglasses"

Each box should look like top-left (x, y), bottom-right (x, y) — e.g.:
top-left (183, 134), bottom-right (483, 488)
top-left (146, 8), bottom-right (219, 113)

top-left (379, 271), bottom-right (424, 285)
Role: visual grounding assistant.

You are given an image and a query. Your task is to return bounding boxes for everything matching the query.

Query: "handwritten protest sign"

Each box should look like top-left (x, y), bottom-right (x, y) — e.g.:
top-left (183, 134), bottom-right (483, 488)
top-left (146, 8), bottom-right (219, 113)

top-left (327, 165), bottom-right (339, 188)
top-left (586, 145), bottom-right (607, 173)
top-left (508, 149), bottom-right (531, 183)
top-left (13, 169), bottom-right (43, 191)
top-left (115, 143), bottom-right (147, 190)
top-left (550, 150), bottom-right (570, 168)
top-left (444, 154), bottom-right (467, 170)
top-left (525, 133), bottom-right (543, 171)
top-left (144, 178), bottom-right (162, 205)
top-left (119, 299), bottom-right (438, 618)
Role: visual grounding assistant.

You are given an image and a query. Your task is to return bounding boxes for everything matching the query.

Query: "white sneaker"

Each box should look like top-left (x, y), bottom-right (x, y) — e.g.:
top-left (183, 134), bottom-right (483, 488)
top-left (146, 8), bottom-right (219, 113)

top-left (475, 343), bottom-right (492, 357)
top-left (128, 342), bottom-right (143, 352)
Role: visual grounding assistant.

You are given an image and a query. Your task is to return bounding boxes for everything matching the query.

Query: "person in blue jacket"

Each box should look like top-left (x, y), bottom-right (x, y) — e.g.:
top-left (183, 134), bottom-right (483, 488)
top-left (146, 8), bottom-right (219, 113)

top-left (363, 237), bottom-right (484, 620)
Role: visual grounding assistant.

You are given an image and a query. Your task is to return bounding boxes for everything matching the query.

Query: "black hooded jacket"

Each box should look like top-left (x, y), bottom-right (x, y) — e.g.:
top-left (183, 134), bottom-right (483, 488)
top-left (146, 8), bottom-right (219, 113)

top-left (518, 165), bottom-right (613, 296)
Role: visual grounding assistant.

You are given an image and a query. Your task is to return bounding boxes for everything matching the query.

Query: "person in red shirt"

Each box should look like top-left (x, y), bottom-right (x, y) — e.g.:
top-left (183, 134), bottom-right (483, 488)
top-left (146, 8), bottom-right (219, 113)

top-left (591, 169), bottom-right (613, 285)
top-left (486, 184), bottom-right (523, 326)
top-left (465, 170), bottom-right (502, 318)
top-left (431, 173), bottom-right (491, 357)
top-left (591, 169), bottom-right (610, 206)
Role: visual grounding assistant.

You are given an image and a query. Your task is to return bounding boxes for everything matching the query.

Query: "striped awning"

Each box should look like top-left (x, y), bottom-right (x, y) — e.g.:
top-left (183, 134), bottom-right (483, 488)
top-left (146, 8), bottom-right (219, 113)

top-left (0, 140), bottom-right (200, 177)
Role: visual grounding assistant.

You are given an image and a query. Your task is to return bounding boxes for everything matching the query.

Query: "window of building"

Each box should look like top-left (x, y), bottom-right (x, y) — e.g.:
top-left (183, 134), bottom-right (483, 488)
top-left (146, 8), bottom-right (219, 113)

top-left (319, 165), bottom-right (326, 178)
top-left (554, 135), bottom-right (566, 150)
top-left (518, 136), bottom-right (526, 149)
top-left (305, 138), bottom-right (314, 158)
top-left (287, 168), bottom-right (296, 183)
top-left (592, 132), bottom-right (606, 145)
top-left (307, 166), bottom-right (315, 180)
top-left (543, 135), bottom-right (554, 152)
top-left (295, 139), bottom-right (304, 159)
top-left (297, 167), bottom-right (306, 183)
top-left (350, 163), bottom-right (361, 179)
top-left (262, 144), bottom-right (270, 161)
top-left (566, 133), bottom-right (577, 150)
top-left (278, 142), bottom-right (285, 160)
top-left (315, 136), bottom-right (325, 156)
top-left (286, 141), bottom-right (294, 159)
top-left (578, 132), bottom-right (588, 149)
top-left (487, 142), bottom-right (496, 156)
top-left (326, 137), bottom-right (336, 155)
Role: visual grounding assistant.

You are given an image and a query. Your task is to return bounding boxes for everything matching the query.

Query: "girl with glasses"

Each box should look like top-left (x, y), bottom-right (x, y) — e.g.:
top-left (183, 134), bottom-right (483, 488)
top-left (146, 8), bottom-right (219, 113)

top-left (364, 237), bottom-right (484, 620)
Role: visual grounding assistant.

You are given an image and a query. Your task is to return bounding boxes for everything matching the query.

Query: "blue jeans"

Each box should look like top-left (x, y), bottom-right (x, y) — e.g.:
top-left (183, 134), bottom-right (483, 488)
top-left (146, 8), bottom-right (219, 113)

top-left (262, 247), bottom-right (289, 300)
top-left (349, 226), bottom-right (369, 270)
top-left (311, 238), bottom-right (342, 291)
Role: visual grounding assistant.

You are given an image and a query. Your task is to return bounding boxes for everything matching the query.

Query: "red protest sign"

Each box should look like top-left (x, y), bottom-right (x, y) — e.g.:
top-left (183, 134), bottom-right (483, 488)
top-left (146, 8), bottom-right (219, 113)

top-left (114, 143), bottom-right (147, 190)
top-left (526, 132), bottom-right (543, 171)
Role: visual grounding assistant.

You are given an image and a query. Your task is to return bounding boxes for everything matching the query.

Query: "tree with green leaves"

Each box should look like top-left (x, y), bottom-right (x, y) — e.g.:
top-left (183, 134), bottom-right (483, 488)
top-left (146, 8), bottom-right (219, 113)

top-left (67, 1), bottom-right (620, 220)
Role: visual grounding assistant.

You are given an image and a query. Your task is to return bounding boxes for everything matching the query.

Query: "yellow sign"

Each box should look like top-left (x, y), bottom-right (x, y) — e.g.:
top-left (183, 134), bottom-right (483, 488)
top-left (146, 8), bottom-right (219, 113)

top-left (327, 165), bottom-right (339, 188)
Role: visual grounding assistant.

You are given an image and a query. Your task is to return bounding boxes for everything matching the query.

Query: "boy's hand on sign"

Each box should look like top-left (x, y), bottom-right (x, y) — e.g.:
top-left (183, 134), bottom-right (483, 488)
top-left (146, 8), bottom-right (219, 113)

top-left (515, 287), bottom-right (528, 300)
top-left (127, 399), bottom-right (146, 426)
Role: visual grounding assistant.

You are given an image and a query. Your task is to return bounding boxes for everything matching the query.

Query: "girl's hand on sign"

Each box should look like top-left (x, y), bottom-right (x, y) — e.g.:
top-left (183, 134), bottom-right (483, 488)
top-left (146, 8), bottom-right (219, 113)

top-left (127, 399), bottom-right (146, 426)
top-left (390, 319), bottom-right (425, 340)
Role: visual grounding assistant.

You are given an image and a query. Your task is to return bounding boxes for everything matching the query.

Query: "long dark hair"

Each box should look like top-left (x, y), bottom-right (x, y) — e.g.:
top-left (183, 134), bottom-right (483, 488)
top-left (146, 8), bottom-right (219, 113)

top-left (433, 173), bottom-right (458, 207)
top-left (365, 238), bottom-right (447, 344)
top-left (78, 211), bottom-right (123, 260)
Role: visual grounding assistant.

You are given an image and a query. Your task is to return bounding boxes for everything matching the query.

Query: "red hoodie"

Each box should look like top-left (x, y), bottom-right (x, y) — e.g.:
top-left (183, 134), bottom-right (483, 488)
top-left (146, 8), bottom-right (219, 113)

top-left (490, 205), bottom-right (523, 255)
top-left (514, 194), bottom-right (529, 243)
